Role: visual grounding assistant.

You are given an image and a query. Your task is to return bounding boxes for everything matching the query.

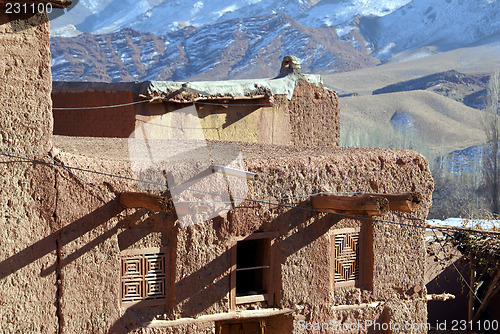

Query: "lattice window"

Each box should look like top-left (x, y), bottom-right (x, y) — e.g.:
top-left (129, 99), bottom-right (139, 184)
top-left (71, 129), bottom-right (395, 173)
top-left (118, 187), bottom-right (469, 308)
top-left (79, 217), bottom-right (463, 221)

top-left (120, 247), bottom-right (168, 307)
top-left (331, 228), bottom-right (360, 288)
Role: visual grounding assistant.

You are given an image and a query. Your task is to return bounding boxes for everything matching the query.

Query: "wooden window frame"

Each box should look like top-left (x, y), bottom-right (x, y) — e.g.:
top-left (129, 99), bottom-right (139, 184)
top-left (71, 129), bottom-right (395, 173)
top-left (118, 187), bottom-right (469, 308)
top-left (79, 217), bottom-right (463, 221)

top-left (120, 247), bottom-right (169, 308)
top-left (229, 232), bottom-right (278, 310)
top-left (331, 228), bottom-right (362, 289)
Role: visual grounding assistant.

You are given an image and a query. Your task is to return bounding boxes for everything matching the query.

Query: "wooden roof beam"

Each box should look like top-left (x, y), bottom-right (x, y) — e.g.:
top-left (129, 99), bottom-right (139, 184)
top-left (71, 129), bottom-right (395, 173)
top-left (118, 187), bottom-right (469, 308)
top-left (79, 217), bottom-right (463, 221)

top-left (310, 192), bottom-right (423, 217)
top-left (311, 194), bottom-right (389, 217)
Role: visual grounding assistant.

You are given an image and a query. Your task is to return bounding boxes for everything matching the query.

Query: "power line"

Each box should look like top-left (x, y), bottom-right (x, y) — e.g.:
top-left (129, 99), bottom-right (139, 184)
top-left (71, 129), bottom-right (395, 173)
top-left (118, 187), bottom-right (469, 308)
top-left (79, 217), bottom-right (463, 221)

top-left (51, 98), bottom-right (272, 111)
top-left (0, 150), bottom-right (168, 189)
top-left (52, 98), bottom-right (156, 110)
top-left (194, 101), bottom-right (272, 107)
top-left (2, 149), bottom-right (500, 239)
top-left (431, 229), bottom-right (486, 311)
top-left (49, 155), bottom-right (116, 202)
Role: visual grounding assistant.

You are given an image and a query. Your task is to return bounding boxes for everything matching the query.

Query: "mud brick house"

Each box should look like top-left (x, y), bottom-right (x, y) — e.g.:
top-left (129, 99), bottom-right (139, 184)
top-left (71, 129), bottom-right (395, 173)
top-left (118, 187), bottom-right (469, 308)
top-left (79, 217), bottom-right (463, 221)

top-left (1, 5), bottom-right (435, 334)
top-left (51, 58), bottom-right (340, 148)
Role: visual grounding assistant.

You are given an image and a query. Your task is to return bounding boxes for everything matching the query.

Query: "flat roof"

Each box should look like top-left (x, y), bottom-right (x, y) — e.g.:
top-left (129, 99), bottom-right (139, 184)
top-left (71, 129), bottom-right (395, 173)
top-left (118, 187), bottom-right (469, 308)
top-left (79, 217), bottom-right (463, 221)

top-left (53, 135), bottom-right (411, 163)
top-left (52, 72), bottom-right (323, 101)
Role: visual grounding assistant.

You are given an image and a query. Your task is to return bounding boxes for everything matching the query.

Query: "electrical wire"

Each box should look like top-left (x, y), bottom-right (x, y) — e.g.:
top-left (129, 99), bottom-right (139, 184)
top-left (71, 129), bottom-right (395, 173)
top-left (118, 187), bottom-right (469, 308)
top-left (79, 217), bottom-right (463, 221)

top-left (194, 101), bottom-right (272, 107)
top-left (2, 149), bottom-right (500, 239)
top-left (431, 229), bottom-right (486, 311)
top-left (3, 149), bottom-right (496, 322)
top-left (0, 150), bottom-right (168, 189)
top-left (52, 98), bottom-right (156, 110)
top-left (51, 99), bottom-right (272, 110)
top-left (49, 155), bottom-right (116, 202)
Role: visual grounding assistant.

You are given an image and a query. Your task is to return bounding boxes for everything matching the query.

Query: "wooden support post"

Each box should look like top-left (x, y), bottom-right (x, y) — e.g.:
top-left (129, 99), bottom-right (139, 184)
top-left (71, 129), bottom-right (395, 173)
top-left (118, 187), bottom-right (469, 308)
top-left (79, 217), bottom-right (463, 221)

top-left (311, 194), bottom-right (389, 217)
top-left (118, 192), bottom-right (174, 212)
top-left (468, 255), bottom-right (476, 323)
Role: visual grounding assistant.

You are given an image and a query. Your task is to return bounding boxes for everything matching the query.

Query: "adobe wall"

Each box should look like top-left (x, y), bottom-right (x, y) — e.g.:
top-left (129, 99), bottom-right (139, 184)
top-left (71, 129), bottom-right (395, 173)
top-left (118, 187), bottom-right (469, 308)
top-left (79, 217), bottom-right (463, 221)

top-left (51, 80), bottom-right (340, 148)
top-left (273, 80), bottom-right (340, 148)
top-left (0, 12), bottom-right (59, 333)
top-left (38, 141), bottom-right (433, 333)
top-left (52, 89), bottom-right (136, 138)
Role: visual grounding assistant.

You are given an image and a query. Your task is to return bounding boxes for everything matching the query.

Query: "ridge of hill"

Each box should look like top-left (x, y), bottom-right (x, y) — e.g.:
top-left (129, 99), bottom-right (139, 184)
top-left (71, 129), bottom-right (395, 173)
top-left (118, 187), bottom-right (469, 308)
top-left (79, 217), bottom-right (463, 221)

top-left (51, 14), bottom-right (379, 82)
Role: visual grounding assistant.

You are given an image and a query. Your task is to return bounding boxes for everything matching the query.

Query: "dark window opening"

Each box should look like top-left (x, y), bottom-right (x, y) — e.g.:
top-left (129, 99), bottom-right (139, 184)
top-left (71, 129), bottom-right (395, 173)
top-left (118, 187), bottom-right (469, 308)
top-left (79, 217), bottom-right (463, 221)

top-left (236, 238), bottom-right (271, 297)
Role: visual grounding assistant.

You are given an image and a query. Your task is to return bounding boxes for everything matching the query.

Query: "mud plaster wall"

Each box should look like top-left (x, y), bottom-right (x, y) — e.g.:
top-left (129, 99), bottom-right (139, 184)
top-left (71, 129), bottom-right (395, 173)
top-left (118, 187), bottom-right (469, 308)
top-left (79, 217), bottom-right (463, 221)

top-left (52, 90), bottom-right (136, 137)
top-left (273, 80), bottom-right (340, 148)
top-left (51, 80), bottom-right (340, 148)
top-left (40, 145), bottom-right (432, 333)
top-left (0, 12), bottom-right (59, 333)
top-left (242, 148), bottom-right (432, 333)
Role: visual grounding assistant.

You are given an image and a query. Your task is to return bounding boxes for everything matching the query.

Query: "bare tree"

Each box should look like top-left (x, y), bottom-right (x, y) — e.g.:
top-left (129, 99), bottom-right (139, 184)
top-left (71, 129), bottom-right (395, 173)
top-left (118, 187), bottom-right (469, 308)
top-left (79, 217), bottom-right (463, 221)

top-left (483, 71), bottom-right (500, 214)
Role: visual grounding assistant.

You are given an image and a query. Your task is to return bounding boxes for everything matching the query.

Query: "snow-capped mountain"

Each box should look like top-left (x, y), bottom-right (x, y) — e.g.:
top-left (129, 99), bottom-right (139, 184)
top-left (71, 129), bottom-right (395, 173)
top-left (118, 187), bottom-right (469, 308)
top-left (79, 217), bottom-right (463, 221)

top-left (49, 0), bottom-right (500, 82)
top-left (50, 0), bottom-right (410, 36)
top-left (50, 14), bottom-right (379, 82)
top-left (361, 0), bottom-right (500, 61)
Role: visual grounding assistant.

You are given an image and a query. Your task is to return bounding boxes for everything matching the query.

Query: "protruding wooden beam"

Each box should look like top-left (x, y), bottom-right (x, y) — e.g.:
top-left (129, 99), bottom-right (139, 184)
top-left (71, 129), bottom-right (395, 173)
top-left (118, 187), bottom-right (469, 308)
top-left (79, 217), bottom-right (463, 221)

top-left (371, 192), bottom-right (423, 213)
top-left (118, 192), bottom-right (174, 212)
top-left (311, 194), bottom-right (389, 217)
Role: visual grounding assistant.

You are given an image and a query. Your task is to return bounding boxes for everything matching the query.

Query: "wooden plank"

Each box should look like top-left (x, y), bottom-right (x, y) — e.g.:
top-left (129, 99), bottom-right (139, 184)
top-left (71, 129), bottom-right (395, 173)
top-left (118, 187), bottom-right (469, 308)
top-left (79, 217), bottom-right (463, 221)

top-left (427, 293), bottom-right (455, 301)
top-left (311, 194), bottom-right (389, 217)
top-left (230, 243), bottom-right (237, 311)
top-left (119, 192), bottom-right (173, 212)
top-left (236, 294), bottom-right (268, 305)
top-left (143, 308), bottom-right (294, 328)
top-left (235, 265), bottom-right (271, 272)
top-left (234, 231), bottom-right (280, 242)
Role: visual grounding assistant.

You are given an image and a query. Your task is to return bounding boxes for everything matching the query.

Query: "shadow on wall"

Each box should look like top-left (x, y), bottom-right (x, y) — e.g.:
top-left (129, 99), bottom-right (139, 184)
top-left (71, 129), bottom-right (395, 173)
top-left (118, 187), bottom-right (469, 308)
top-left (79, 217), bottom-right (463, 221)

top-left (0, 200), bottom-right (123, 281)
top-left (426, 258), bottom-right (468, 324)
top-left (1, 179), bottom-right (360, 333)
top-left (109, 200), bottom-right (346, 332)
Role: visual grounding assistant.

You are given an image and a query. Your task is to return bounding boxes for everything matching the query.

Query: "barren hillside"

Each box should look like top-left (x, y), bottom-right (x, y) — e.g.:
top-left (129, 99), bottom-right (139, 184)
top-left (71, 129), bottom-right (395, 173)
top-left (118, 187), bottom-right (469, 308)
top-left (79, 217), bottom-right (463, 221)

top-left (324, 42), bottom-right (500, 157)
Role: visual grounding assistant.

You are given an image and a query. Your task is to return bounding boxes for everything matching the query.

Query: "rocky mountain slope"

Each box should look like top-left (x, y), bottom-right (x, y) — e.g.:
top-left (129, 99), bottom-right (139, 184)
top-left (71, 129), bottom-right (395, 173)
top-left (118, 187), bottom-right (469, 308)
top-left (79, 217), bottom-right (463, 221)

top-left (50, 14), bottom-right (379, 82)
top-left (373, 70), bottom-right (490, 109)
top-left (360, 0), bottom-right (500, 61)
top-left (49, 0), bottom-right (500, 82)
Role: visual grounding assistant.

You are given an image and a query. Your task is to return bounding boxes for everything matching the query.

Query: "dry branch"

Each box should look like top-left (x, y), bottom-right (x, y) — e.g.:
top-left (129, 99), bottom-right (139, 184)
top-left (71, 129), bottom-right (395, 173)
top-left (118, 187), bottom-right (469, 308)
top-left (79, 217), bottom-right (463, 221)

top-left (472, 269), bottom-right (500, 322)
top-left (427, 293), bottom-right (456, 302)
top-left (144, 308), bottom-right (293, 328)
